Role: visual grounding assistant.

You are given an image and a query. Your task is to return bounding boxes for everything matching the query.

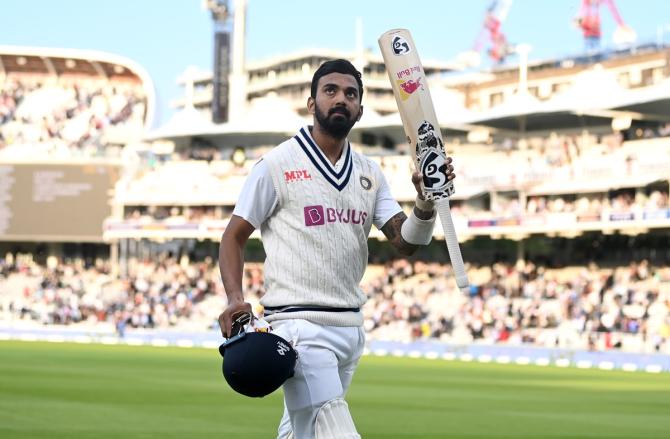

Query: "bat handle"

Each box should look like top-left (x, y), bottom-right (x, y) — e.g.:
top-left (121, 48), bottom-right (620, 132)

top-left (435, 199), bottom-right (469, 291)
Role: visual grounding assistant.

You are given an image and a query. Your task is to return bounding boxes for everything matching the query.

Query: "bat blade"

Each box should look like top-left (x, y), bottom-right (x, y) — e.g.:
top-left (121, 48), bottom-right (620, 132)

top-left (378, 28), bottom-right (469, 290)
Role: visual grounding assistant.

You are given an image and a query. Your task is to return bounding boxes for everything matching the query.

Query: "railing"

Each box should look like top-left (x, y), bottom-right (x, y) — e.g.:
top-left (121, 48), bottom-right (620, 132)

top-left (102, 208), bottom-right (670, 241)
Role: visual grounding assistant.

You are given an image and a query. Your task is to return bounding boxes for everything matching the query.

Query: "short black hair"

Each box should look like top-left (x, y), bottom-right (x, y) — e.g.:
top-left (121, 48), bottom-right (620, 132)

top-left (310, 59), bottom-right (363, 102)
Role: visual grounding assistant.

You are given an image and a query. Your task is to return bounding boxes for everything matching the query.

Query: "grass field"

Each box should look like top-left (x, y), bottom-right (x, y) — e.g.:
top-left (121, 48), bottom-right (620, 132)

top-left (1, 341), bottom-right (669, 439)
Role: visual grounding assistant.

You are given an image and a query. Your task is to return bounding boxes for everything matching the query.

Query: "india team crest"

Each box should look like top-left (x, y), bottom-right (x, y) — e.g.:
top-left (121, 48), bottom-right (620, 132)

top-left (359, 175), bottom-right (372, 191)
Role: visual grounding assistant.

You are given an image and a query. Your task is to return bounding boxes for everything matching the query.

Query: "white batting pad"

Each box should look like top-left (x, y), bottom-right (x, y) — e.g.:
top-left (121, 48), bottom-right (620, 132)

top-left (315, 398), bottom-right (361, 439)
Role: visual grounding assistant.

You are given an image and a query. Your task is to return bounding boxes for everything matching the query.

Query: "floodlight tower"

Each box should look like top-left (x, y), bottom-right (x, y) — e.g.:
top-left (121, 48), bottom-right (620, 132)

top-left (205, 0), bottom-right (231, 123)
top-left (229, 0), bottom-right (248, 124)
top-left (204, 0), bottom-right (247, 124)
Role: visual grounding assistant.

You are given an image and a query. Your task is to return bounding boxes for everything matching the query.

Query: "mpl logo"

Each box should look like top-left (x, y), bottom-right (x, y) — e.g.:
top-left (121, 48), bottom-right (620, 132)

top-left (284, 169), bottom-right (312, 183)
top-left (304, 205), bottom-right (368, 227)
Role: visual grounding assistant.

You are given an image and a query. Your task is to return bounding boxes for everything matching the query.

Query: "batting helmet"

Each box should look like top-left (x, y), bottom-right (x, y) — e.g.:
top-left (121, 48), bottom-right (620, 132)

top-left (218, 322), bottom-right (298, 398)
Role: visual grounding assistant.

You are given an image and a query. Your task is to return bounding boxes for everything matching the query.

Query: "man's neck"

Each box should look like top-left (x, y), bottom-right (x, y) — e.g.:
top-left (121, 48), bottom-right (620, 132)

top-left (310, 125), bottom-right (347, 165)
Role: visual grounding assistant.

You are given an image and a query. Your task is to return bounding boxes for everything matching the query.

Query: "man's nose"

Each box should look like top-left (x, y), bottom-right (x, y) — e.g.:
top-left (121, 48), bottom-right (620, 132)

top-left (334, 90), bottom-right (348, 103)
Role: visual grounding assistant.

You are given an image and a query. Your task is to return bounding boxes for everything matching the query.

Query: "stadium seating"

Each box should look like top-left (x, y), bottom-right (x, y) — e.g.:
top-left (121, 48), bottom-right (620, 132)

top-left (0, 52), bottom-right (148, 158)
top-left (1, 255), bottom-right (668, 354)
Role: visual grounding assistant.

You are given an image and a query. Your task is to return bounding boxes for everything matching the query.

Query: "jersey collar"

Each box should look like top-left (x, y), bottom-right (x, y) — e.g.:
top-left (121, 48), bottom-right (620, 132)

top-left (294, 126), bottom-right (353, 191)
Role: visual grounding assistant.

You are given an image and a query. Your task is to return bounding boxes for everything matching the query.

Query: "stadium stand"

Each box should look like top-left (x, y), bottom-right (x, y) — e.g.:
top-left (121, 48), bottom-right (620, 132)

top-left (0, 47), bottom-right (152, 158)
top-left (2, 255), bottom-right (669, 354)
top-left (2, 42), bottom-right (670, 363)
top-left (102, 132), bottom-right (670, 242)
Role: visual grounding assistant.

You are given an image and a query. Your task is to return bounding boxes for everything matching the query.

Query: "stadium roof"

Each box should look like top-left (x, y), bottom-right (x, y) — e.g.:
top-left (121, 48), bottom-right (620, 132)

top-left (463, 110), bottom-right (613, 133)
top-left (145, 94), bottom-right (306, 146)
top-left (351, 86), bottom-right (475, 144)
top-left (610, 78), bottom-right (670, 121)
top-left (144, 106), bottom-right (215, 141)
top-left (149, 60), bottom-right (670, 146)
top-left (354, 65), bottom-right (670, 139)
top-left (350, 111), bottom-right (472, 146)
top-left (461, 67), bottom-right (670, 134)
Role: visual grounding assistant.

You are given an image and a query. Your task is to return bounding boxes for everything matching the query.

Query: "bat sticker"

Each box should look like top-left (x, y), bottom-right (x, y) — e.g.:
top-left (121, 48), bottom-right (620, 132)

top-left (391, 35), bottom-right (411, 55)
top-left (397, 77), bottom-right (423, 100)
top-left (396, 66), bottom-right (421, 79)
top-left (416, 121), bottom-right (454, 199)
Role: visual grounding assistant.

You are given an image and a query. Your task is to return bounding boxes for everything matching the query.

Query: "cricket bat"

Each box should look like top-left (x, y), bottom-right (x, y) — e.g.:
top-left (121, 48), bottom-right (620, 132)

top-left (378, 28), bottom-right (469, 290)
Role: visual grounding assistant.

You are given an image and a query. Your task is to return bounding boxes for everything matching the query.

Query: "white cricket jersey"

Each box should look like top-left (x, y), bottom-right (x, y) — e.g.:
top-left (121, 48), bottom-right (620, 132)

top-left (234, 158), bottom-right (400, 230)
top-left (232, 126), bottom-right (402, 326)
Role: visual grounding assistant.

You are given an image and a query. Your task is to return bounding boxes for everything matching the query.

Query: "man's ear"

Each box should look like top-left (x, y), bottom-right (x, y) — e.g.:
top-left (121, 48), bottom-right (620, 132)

top-left (356, 105), bottom-right (364, 122)
top-left (307, 96), bottom-right (315, 115)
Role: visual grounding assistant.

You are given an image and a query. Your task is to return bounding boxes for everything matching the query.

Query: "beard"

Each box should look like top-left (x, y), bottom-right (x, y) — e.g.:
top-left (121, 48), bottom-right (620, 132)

top-left (315, 105), bottom-right (357, 139)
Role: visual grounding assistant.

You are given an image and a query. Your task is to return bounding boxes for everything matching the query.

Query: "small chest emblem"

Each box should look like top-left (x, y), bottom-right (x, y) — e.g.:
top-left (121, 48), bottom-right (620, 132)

top-left (360, 176), bottom-right (372, 191)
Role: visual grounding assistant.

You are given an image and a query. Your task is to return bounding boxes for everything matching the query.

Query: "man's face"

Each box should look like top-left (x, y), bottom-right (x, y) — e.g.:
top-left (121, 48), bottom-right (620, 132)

top-left (309, 72), bottom-right (362, 139)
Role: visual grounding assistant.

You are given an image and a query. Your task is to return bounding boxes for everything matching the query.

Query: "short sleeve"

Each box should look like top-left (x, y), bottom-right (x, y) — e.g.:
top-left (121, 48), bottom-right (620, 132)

top-left (373, 169), bottom-right (402, 230)
top-left (232, 160), bottom-right (278, 229)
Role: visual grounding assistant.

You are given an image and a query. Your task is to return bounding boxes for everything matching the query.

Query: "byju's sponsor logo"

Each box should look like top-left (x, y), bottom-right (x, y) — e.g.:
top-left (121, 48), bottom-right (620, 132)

top-left (304, 205), bottom-right (325, 226)
top-left (284, 169), bottom-right (312, 182)
top-left (304, 205), bottom-right (368, 227)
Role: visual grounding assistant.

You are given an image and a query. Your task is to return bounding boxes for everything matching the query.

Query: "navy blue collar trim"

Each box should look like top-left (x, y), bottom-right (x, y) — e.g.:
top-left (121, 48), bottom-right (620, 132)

top-left (294, 128), bottom-right (353, 192)
top-left (299, 127), bottom-right (351, 179)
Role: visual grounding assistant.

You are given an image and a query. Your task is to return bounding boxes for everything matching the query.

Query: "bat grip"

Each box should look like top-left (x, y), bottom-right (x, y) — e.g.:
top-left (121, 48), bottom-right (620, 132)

top-left (435, 199), bottom-right (469, 290)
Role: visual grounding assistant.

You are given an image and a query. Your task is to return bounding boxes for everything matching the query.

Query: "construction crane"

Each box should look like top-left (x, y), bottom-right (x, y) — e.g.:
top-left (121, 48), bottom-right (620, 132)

top-left (472, 0), bottom-right (512, 64)
top-left (574, 0), bottom-right (637, 52)
top-left (459, 0), bottom-right (513, 67)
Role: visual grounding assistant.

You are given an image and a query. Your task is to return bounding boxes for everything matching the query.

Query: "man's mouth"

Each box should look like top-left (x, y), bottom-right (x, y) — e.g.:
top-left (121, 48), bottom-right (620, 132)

top-left (329, 108), bottom-right (350, 118)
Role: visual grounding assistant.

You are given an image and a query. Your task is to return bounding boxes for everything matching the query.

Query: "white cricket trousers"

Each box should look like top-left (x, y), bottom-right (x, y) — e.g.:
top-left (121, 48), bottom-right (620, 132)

top-left (272, 319), bottom-right (365, 439)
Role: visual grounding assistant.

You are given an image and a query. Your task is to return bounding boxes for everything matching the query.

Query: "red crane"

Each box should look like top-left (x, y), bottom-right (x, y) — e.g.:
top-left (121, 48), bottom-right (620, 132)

top-left (472, 0), bottom-right (513, 64)
top-left (574, 0), bottom-right (636, 51)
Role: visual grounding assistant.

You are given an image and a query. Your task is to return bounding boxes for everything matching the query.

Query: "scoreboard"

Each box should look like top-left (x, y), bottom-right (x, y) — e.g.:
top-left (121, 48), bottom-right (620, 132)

top-left (0, 162), bottom-right (121, 242)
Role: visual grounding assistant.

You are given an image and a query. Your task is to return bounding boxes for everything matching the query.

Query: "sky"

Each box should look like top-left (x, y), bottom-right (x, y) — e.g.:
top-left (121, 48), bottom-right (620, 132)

top-left (1, 0), bottom-right (669, 127)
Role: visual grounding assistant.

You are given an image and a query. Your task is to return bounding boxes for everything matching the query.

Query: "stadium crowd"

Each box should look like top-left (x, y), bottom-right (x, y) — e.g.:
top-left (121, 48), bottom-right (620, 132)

top-left (116, 189), bottom-right (669, 226)
top-left (0, 255), bottom-right (223, 333)
top-left (0, 78), bottom-right (146, 157)
top-left (362, 259), bottom-right (670, 353)
top-left (124, 205), bottom-right (228, 222)
top-left (523, 191), bottom-right (669, 215)
top-left (2, 254), bottom-right (668, 354)
top-left (472, 190), bottom-right (670, 218)
top-left (113, 127), bottom-right (670, 225)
